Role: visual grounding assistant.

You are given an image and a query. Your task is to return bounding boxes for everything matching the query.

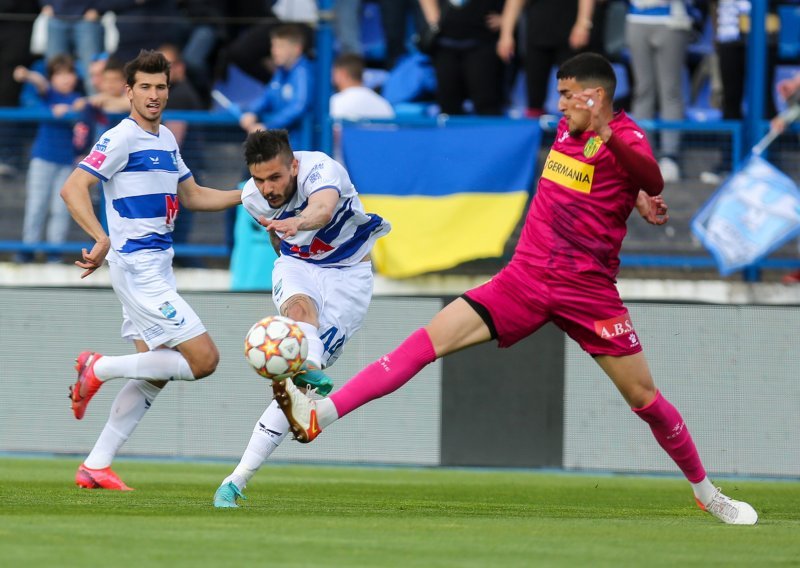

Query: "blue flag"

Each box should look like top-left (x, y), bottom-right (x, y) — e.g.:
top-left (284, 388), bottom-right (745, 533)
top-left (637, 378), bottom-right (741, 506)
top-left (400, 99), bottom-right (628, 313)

top-left (691, 155), bottom-right (800, 275)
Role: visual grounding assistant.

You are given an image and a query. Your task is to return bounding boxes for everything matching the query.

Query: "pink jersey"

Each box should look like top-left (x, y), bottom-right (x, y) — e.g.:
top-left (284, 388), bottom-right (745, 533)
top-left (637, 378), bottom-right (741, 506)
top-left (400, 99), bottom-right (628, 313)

top-left (514, 111), bottom-right (654, 279)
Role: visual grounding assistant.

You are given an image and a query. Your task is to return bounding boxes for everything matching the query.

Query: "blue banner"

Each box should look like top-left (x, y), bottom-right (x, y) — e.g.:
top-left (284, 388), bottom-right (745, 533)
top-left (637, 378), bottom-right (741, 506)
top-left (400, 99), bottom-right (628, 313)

top-left (691, 155), bottom-right (800, 275)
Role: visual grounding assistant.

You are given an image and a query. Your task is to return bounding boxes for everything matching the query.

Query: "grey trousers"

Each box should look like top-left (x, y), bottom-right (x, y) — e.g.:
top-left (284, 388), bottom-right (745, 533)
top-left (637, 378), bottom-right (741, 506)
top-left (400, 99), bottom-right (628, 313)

top-left (22, 157), bottom-right (73, 245)
top-left (625, 21), bottom-right (692, 157)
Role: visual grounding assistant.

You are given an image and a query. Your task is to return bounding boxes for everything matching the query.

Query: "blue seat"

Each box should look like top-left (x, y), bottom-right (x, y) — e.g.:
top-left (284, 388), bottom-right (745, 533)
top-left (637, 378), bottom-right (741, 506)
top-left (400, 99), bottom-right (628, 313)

top-left (211, 64), bottom-right (265, 113)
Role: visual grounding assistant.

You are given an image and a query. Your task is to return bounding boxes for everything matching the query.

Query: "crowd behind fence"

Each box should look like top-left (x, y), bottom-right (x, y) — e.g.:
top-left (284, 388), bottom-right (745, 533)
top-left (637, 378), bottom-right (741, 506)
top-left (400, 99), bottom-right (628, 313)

top-left (1, 109), bottom-right (800, 281)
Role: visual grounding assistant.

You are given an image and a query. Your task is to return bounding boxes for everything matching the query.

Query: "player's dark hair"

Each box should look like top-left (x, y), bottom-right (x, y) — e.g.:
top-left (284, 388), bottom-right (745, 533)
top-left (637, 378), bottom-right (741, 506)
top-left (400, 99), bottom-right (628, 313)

top-left (244, 129), bottom-right (294, 166)
top-left (124, 49), bottom-right (171, 87)
top-left (46, 54), bottom-right (75, 78)
top-left (103, 57), bottom-right (125, 75)
top-left (557, 52), bottom-right (616, 99)
top-left (334, 53), bottom-right (364, 82)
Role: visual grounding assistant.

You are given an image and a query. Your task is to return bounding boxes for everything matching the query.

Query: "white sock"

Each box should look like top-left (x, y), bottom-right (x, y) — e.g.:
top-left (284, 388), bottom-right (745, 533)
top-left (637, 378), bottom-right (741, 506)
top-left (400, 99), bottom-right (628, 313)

top-left (316, 398), bottom-right (339, 429)
top-left (691, 477), bottom-right (717, 506)
top-left (83, 380), bottom-right (164, 469)
top-left (222, 400), bottom-right (288, 490)
top-left (93, 350), bottom-right (196, 382)
top-left (296, 321), bottom-right (324, 368)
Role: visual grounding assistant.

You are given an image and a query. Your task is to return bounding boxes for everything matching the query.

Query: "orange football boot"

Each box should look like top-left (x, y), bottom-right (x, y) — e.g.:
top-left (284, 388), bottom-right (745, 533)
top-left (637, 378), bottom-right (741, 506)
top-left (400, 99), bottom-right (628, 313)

top-left (75, 463), bottom-right (133, 491)
top-left (70, 351), bottom-right (104, 420)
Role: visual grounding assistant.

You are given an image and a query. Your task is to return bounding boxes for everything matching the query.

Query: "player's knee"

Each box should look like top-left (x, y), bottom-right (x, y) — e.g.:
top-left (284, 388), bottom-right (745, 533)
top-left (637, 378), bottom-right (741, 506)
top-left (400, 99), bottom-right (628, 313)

top-left (281, 295), bottom-right (317, 325)
top-left (189, 347), bottom-right (219, 379)
top-left (628, 384), bottom-right (658, 409)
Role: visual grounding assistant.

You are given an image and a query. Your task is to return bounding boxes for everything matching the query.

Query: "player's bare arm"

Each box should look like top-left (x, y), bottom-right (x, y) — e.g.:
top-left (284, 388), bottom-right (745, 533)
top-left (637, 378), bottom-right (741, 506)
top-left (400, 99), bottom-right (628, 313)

top-left (636, 191), bottom-right (669, 225)
top-left (496, 0), bottom-right (525, 61)
top-left (177, 177), bottom-right (242, 211)
top-left (60, 168), bottom-right (111, 278)
top-left (268, 228), bottom-right (281, 254)
top-left (260, 187), bottom-right (339, 237)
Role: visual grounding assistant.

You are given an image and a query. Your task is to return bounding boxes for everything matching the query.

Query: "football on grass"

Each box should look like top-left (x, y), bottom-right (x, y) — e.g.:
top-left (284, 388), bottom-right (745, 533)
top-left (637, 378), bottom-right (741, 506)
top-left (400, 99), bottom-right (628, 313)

top-left (244, 316), bottom-right (308, 380)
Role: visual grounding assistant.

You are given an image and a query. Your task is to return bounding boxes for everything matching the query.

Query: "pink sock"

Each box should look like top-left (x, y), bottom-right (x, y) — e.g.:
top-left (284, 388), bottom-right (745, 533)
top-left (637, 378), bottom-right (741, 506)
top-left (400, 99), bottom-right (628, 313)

top-left (633, 390), bottom-right (706, 483)
top-left (330, 328), bottom-right (437, 418)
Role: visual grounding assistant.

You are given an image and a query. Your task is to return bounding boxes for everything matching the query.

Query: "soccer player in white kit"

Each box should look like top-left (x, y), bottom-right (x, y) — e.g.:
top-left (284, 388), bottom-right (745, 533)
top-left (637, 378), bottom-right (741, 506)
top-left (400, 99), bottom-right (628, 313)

top-left (60, 50), bottom-right (242, 490)
top-left (213, 129), bottom-right (391, 507)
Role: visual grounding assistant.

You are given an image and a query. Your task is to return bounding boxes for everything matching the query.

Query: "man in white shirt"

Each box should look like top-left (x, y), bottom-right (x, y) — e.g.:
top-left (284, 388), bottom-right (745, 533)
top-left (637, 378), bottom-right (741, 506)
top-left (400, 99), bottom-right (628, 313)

top-left (330, 53), bottom-right (395, 121)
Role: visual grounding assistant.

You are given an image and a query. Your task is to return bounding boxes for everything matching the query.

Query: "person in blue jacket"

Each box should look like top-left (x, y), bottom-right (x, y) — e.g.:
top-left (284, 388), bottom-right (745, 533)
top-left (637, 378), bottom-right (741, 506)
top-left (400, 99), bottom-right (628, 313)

top-left (238, 24), bottom-right (315, 150)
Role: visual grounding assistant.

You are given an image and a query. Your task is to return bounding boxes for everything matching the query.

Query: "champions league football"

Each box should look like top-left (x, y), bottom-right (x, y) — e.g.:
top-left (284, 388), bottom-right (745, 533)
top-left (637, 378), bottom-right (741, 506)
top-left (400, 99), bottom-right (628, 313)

top-left (244, 316), bottom-right (308, 380)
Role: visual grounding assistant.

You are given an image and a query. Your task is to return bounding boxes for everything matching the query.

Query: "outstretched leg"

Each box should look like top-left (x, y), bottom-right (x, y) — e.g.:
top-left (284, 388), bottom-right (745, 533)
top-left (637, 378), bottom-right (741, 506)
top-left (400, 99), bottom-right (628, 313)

top-left (596, 352), bottom-right (757, 525)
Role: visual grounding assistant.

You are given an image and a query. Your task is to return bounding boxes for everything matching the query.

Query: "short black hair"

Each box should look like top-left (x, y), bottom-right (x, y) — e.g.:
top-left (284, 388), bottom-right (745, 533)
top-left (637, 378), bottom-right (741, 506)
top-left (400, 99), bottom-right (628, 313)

top-left (243, 129), bottom-right (294, 166)
top-left (124, 49), bottom-right (171, 87)
top-left (270, 24), bottom-right (307, 47)
top-left (334, 53), bottom-right (365, 82)
top-left (556, 52), bottom-right (616, 99)
top-left (103, 57), bottom-right (125, 75)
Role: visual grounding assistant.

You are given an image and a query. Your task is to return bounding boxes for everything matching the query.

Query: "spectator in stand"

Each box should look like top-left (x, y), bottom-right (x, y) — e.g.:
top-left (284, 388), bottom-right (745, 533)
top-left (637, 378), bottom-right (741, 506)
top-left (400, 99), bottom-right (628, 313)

top-left (380, 0), bottom-right (422, 68)
top-left (158, 43), bottom-right (207, 268)
top-left (106, 0), bottom-right (189, 63)
top-left (497, 0), bottom-right (594, 118)
top-left (700, 0), bottom-right (779, 184)
top-left (768, 71), bottom-right (800, 284)
top-left (216, 2), bottom-right (279, 85)
top-left (41, 1), bottom-right (105, 93)
top-left (179, 0), bottom-right (226, 105)
top-left (625, 0), bottom-right (704, 183)
top-left (334, 0), bottom-right (362, 55)
top-left (419, 0), bottom-right (507, 116)
top-left (330, 53), bottom-right (395, 162)
top-left (13, 54), bottom-right (83, 263)
top-left (71, 56), bottom-right (127, 232)
top-left (238, 24), bottom-right (315, 149)
top-left (330, 53), bottom-right (395, 120)
top-left (79, 56), bottom-right (129, 115)
top-left (85, 51), bottom-right (109, 95)
top-left (0, 0), bottom-right (38, 177)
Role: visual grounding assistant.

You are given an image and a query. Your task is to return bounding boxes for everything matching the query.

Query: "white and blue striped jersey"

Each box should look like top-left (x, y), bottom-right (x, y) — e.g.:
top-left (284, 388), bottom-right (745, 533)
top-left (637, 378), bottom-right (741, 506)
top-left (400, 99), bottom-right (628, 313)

top-left (241, 151), bottom-right (391, 267)
top-left (78, 117), bottom-right (192, 256)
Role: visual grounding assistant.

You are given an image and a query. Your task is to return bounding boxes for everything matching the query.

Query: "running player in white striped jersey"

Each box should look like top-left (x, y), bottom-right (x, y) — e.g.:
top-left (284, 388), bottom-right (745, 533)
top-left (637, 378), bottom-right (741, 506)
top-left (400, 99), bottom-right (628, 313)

top-left (60, 50), bottom-right (242, 491)
top-left (213, 129), bottom-right (391, 507)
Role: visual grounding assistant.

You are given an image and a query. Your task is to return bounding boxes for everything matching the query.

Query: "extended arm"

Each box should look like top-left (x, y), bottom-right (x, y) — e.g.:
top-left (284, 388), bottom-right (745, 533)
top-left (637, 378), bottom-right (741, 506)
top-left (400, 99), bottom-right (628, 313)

top-left (259, 187), bottom-right (339, 237)
top-left (13, 66), bottom-right (49, 95)
top-left (635, 190), bottom-right (669, 225)
top-left (178, 176), bottom-right (242, 211)
top-left (569, 0), bottom-right (595, 50)
top-left (604, 133), bottom-right (664, 196)
top-left (60, 168), bottom-right (110, 278)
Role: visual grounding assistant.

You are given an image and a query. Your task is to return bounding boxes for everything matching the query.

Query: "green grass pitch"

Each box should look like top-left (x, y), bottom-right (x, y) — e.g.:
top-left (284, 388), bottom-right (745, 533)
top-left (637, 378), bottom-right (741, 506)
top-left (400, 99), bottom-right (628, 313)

top-left (1, 457), bottom-right (798, 567)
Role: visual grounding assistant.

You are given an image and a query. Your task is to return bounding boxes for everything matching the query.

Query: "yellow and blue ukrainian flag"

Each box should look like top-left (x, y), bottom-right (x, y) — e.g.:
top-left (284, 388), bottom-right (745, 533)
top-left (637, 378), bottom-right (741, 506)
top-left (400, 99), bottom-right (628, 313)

top-left (342, 120), bottom-right (541, 278)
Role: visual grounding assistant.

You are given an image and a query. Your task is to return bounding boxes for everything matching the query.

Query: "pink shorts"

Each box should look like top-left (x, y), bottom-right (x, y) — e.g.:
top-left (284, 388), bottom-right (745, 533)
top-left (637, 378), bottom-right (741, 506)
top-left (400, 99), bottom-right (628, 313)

top-left (464, 261), bottom-right (642, 357)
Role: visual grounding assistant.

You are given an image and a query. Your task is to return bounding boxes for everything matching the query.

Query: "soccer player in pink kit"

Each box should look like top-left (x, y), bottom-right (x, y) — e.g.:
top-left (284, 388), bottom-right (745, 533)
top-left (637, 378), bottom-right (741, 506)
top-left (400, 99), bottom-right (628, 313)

top-left (273, 53), bottom-right (758, 525)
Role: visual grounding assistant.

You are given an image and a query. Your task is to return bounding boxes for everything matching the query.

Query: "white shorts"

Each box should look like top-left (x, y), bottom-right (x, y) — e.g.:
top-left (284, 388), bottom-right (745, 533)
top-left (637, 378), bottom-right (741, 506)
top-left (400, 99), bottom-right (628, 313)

top-left (271, 255), bottom-right (374, 367)
top-left (108, 249), bottom-right (206, 350)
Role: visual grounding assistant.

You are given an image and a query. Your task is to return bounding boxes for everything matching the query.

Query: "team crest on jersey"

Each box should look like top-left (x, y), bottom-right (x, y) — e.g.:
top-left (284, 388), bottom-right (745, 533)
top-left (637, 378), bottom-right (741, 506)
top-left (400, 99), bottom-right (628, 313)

top-left (583, 136), bottom-right (603, 158)
top-left (159, 302), bottom-right (177, 319)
